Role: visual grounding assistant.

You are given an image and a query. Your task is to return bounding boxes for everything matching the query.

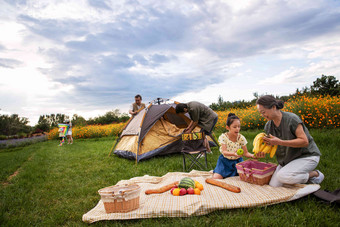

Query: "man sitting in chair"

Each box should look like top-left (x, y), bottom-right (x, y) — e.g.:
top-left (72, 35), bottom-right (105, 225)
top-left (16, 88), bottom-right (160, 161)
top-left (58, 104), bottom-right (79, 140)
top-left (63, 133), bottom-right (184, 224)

top-left (176, 101), bottom-right (218, 153)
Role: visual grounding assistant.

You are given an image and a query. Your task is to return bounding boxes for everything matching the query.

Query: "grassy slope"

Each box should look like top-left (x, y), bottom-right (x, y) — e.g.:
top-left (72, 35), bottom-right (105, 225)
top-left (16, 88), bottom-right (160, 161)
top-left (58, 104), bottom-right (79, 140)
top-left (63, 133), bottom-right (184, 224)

top-left (0, 129), bottom-right (339, 226)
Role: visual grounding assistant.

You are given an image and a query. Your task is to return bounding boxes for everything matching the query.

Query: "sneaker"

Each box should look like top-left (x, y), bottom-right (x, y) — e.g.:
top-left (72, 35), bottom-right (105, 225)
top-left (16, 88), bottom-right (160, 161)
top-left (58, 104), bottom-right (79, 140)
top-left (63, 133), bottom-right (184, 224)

top-left (309, 170), bottom-right (324, 184)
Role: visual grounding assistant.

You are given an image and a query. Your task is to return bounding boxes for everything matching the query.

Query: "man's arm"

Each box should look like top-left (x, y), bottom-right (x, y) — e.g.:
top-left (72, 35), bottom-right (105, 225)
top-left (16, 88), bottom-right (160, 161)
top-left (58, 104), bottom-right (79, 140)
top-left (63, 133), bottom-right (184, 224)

top-left (129, 104), bottom-right (136, 115)
top-left (184, 120), bottom-right (198, 133)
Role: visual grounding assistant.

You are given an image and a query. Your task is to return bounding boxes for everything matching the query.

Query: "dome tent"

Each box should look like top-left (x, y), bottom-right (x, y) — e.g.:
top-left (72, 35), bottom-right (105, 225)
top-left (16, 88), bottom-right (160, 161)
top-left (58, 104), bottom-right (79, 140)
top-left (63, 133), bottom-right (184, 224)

top-left (111, 99), bottom-right (216, 162)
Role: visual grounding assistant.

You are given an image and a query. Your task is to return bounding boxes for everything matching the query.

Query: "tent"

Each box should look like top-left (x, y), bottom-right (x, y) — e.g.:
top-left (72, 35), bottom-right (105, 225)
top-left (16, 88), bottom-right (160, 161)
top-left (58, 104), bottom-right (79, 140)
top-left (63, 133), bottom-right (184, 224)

top-left (112, 100), bottom-right (216, 162)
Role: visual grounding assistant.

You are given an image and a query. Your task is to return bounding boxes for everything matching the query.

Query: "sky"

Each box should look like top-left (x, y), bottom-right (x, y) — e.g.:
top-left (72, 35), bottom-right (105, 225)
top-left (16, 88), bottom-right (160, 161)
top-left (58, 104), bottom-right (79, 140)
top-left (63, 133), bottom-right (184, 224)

top-left (1, 0), bottom-right (340, 126)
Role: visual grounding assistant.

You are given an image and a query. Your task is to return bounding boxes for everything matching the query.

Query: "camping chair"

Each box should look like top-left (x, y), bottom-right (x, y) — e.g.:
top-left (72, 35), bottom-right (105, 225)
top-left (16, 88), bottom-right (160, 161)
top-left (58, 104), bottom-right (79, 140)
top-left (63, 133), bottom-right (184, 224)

top-left (181, 132), bottom-right (208, 172)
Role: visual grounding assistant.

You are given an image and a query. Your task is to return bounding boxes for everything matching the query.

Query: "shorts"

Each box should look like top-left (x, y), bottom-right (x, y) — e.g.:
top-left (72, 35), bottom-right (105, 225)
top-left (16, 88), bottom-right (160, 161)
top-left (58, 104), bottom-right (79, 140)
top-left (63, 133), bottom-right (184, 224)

top-left (213, 154), bottom-right (243, 178)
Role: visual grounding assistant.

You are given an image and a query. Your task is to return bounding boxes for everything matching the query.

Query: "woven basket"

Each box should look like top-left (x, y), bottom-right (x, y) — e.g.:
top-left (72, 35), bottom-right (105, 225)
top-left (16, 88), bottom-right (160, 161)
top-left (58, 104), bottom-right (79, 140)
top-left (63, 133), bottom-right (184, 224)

top-left (98, 184), bottom-right (141, 213)
top-left (236, 159), bottom-right (277, 185)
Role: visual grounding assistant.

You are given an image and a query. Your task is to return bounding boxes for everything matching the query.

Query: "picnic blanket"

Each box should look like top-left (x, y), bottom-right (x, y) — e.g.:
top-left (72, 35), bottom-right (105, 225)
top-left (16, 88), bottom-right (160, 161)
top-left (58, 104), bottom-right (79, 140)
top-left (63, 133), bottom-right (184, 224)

top-left (82, 170), bottom-right (320, 223)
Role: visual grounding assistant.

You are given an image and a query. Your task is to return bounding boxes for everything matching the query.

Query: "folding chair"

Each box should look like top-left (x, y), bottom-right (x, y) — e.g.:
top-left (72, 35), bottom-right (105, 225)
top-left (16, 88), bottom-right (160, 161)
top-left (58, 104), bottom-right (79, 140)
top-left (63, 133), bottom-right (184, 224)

top-left (181, 132), bottom-right (208, 172)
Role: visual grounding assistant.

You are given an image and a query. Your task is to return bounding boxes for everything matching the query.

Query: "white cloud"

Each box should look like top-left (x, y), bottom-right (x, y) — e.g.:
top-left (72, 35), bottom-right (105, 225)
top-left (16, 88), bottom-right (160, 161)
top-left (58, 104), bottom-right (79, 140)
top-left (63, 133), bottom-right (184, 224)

top-left (260, 59), bottom-right (340, 86)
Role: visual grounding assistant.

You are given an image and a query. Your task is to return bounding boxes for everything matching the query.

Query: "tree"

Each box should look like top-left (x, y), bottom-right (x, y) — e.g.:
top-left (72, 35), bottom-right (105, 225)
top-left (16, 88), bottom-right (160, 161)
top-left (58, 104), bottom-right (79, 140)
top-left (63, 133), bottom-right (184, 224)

top-left (210, 95), bottom-right (253, 111)
top-left (71, 114), bottom-right (87, 126)
top-left (0, 114), bottom-right (31, 136)
top-left (87, 109), bottom-right (129, 125)
top-left (35, 114), bottom-right (68, 131)
top-left (310, 75), bottom-right (339, 96)
top-left (35, 115), bottom-right (50, 132)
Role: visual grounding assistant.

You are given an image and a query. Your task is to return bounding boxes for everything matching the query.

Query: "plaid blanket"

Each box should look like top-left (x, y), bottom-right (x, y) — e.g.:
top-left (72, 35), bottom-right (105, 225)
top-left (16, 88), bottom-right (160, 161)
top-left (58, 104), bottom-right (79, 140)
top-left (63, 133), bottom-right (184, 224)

top-left (82, 170), bottom-right (320, 223)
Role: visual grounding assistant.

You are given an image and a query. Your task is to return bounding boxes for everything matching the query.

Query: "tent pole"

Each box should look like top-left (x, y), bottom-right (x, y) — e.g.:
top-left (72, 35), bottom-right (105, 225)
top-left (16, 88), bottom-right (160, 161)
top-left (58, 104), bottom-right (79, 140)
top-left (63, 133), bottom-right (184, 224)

top-left (209, 132), bottom-right (220, 148)
top-left (136, 142), bottom-right (141, 165)
top-left (108, 137), bottom-right (120, 157)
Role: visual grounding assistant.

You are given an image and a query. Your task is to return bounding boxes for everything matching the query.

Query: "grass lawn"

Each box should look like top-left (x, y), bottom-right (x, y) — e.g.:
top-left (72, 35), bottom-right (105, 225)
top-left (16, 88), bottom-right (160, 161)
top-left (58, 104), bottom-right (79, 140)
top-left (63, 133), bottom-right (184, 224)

top-left (1, 129), bottom-right (339, 226)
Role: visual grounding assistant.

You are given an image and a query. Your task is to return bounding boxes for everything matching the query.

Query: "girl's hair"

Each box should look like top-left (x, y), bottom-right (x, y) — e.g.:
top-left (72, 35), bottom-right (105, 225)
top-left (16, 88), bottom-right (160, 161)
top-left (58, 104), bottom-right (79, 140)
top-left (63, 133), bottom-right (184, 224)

top-left (226, 113), bottom-right (240, 127)
top-left (256, 95), bottom-right (284, 110)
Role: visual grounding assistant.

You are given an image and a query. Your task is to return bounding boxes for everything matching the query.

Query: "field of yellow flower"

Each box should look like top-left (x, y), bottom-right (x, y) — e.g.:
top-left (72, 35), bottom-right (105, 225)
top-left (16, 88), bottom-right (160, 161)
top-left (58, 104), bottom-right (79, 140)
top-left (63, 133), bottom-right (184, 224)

top-left (48, 122), bottom-right (126, 140)
top-left (215, 95), bottom-right (339, 131)
top-left (48, 95), bottom-right (339, 139)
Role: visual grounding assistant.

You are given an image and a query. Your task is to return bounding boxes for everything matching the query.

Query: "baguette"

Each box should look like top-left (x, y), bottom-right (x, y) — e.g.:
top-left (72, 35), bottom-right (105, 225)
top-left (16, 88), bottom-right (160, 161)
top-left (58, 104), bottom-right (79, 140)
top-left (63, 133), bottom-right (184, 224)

top-left (205, 178), bottom-right (241, 193)
top-left (145, 181), bottom-right (179, 195)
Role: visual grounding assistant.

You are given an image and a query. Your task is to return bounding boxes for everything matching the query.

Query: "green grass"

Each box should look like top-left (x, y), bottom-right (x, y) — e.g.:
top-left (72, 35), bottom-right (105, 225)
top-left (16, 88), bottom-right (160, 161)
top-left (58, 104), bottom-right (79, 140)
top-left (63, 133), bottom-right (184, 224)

top-left (1, 129), bottom-right (339, 226)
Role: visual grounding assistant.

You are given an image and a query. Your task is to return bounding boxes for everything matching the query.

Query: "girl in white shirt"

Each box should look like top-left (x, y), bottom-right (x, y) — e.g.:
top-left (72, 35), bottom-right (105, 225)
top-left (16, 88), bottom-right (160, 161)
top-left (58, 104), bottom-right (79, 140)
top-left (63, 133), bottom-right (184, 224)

top-left (213, 113), bottom-right (256, 179)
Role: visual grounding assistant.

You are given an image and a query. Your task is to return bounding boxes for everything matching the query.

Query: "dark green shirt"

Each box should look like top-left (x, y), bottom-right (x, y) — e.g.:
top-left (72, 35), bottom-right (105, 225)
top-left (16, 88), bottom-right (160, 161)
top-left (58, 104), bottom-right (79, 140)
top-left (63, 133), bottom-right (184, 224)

top-left (264, 111), bottom-right (321, 166)
top-left (187, 101), bottom-right (218, 132)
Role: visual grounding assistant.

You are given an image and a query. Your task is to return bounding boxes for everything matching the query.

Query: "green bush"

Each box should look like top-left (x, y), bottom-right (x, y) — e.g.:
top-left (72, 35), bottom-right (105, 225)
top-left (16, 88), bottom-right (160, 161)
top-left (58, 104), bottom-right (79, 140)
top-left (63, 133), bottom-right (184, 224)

top-left (17, 132), bottom-right (27, 138)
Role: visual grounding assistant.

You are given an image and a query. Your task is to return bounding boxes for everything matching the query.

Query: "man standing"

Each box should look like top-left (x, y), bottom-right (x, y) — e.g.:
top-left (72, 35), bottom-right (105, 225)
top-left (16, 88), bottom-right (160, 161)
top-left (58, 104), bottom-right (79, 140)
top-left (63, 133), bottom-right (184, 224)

top-left (176, 101), bottom-right (218, 152)
top-left (129, 94), bottom-right (146, 116)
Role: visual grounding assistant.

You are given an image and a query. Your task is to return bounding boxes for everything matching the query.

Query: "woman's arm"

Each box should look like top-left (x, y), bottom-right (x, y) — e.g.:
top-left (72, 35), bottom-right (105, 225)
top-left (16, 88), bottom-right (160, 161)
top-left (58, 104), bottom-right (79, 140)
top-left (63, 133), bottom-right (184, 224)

top-left (263, 124), bottom-right (309, 148)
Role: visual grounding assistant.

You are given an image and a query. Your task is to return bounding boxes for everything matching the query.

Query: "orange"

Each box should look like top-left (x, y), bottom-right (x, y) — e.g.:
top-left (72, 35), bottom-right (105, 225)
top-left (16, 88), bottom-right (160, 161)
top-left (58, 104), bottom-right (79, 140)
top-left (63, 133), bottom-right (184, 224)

top-left (196, 183), bottom-right (204, 191)
top-left (172, 188), bottom-right (180, 196)
top-left (194, 188), bottom-right (201, 195)
top-left (194, 180), bottom-right (199, 188)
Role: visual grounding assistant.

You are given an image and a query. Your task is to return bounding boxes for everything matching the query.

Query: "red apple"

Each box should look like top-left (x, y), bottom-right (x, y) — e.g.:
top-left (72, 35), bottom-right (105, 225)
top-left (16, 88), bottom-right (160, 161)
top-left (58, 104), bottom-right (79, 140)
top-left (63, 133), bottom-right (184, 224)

top-left (179, 188), bottom-right (187, 196)
top-left (187, 187), bottom-right (194, 194)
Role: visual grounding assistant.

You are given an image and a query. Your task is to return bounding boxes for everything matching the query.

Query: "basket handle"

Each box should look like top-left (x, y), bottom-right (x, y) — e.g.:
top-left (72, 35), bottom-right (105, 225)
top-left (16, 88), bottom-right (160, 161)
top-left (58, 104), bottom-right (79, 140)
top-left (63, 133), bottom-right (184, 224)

top-left (242, 166), bottom-right (254, 180)
top-left (111, 184), bottom-right (139, 197)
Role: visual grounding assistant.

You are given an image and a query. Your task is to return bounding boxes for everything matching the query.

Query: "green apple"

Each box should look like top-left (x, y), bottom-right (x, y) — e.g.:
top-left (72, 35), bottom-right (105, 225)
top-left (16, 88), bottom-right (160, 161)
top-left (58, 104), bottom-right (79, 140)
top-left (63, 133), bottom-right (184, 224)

top-left (237, 148), bottom-right (244, 155)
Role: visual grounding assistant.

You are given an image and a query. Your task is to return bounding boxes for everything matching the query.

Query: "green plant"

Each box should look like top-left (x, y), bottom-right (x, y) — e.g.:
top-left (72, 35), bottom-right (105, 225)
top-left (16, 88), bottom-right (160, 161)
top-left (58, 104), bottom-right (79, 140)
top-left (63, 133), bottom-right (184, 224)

top-left (17, 132), bottom-right (27, 139)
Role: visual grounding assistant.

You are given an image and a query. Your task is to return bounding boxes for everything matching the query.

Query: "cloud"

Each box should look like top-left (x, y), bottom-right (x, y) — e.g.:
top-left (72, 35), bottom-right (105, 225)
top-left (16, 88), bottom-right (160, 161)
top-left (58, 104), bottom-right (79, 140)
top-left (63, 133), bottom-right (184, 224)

top-left (0, 58), bottom-right (23, 68)
top-left (1, 0), bottom-right (340, 126)
top-left (87, 0), bottom-right (112, 10)
top-left (196, 0), bottom-right (340, 58)
top-left (18, 15), bottom-right (89, 43)
top-left (260, 59), bottom-right (340, 86)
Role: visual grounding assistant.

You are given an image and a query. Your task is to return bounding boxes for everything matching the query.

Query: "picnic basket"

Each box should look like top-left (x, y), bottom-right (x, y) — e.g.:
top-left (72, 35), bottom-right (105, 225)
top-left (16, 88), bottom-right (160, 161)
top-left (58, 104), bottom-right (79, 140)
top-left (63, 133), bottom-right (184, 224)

top-left (236, 159), bottom-right (277, 185)
top-left (98, 184), bottom-right (141, 213)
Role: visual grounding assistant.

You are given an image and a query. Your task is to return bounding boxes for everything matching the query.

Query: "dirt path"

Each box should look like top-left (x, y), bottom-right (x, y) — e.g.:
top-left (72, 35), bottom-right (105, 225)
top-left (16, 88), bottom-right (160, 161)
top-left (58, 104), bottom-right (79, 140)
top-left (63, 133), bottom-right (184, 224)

top-left (1, 155), bottom-right (34, 186)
